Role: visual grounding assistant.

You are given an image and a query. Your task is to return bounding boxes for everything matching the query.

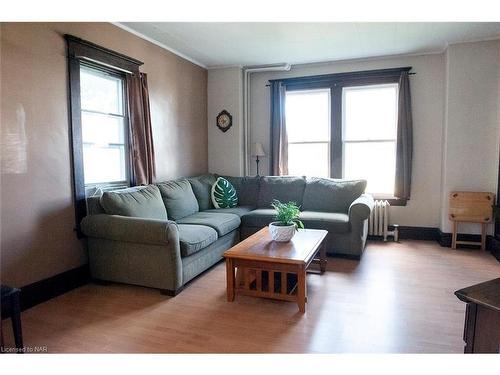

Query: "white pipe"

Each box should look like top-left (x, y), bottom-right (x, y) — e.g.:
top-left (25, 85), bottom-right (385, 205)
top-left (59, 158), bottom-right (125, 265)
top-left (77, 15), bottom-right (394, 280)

top-left (242, 63), bottom-right (291, 175)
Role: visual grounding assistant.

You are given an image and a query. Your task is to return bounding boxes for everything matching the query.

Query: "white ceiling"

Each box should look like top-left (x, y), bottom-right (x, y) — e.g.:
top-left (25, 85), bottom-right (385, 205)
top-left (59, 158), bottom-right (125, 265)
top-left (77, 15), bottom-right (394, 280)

top-left (119, 22), bottom-right (500, 68)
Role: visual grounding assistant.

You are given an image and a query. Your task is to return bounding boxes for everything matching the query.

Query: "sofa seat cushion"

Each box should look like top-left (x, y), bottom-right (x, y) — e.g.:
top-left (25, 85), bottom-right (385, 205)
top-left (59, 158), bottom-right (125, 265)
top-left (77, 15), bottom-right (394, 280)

top-left (157, 179), bottom-right (199, 220)
top-left (203, 206), bottom-right (255, 217)
top-left (177, 224), bottom-right (218, 257)
top-left (241, 209), bottom-right (277, 227)
top-left (257, 176), bottom-right (306, 208)
top-left (100, 185), bottom-right (168, 220)
top-left (299, 211), bottom-right (350, 234)
top-left (302, 178), bottom-right (367, 213)
top-left (176, 212), bottom-right (241, 237)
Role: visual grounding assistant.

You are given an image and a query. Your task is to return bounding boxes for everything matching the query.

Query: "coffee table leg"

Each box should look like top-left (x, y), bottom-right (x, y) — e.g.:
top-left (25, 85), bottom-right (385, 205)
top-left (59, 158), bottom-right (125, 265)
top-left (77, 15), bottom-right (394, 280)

top-left (297, 265), bottom-right (306, 313)
top-left (320, 241), bottom-right (327, 274)
top-left (226, 258), bottom-right (235, 302)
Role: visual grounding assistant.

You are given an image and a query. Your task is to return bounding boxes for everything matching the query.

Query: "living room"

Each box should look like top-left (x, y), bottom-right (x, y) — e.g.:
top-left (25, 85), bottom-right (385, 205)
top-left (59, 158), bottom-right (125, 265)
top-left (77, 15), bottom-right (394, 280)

top-left (1, 0), bottom-right (499, 373)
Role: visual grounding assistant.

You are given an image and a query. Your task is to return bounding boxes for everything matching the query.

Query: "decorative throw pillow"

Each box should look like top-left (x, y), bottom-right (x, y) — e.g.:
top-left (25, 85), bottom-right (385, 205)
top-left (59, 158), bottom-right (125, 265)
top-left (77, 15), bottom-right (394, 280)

top-left (211, 177), bottom-right (238, 208)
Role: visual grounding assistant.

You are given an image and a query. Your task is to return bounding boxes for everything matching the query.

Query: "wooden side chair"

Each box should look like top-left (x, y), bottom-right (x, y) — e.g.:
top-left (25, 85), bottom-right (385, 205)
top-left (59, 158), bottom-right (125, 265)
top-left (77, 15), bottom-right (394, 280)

top-left (449, 192), bottom-right (495, 250)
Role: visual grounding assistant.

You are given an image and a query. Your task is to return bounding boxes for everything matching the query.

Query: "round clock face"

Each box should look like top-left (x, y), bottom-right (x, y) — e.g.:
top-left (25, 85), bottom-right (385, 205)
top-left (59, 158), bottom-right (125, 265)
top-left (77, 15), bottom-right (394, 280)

top-left (216, 110), bottom-right (232, 132)
top-left (217, 114), bottom-right (230, 128)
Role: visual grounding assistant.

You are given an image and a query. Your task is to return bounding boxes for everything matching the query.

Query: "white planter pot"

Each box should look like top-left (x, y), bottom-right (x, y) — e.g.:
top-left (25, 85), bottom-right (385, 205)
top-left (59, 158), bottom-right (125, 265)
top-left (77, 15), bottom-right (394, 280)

top-left (268, 222), bottom-right (296, 242)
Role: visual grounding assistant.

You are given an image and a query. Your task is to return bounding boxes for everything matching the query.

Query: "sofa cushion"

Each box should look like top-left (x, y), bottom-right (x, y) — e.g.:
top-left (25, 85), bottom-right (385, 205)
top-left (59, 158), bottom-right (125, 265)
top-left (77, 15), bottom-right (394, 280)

top-left (100, 185), bottom-right (167, 220)
top-left (87, 196), bottom-right (105, 215)
top-left (299, 211), bottom-right (350, 233)
top-left (188, 174), bottom-right (217, 211)
top-left (241, 209), bottom-right (350, 234)
top-left (211, 177), bottom-right (238, 208)
top-left (157, 179), bottom-right (199, 220)
top-left (176, 212), bottom-right (241, 237)
top-left (302, 178), bottom-right (367, 213)
top-left (257, 176), bottom-right (306, 208)
top-left (203, 205), bottom-right (255, 217)
top-left (221, 175), bottom-right (260, 207)
top-left (241, 208), bottom-right (277, 228)
top-left (177, 224), bottom-right (218, 257)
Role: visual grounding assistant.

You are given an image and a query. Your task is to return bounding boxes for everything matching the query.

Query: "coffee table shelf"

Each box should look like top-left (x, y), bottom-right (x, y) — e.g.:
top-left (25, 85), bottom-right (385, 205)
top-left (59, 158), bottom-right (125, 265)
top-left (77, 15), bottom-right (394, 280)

top-left (237, 269), bottom-right (299, 300)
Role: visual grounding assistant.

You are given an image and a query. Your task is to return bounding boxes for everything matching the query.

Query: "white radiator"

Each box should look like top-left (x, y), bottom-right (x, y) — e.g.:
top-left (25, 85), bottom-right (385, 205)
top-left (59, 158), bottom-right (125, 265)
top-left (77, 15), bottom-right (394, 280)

top-left (369, 200), bottom-right (399, 241)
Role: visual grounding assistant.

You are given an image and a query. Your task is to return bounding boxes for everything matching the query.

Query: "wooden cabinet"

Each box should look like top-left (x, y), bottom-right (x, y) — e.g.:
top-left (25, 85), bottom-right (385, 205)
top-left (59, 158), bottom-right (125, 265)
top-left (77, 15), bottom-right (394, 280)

top-left (455, 278), bottom-right (500, 353)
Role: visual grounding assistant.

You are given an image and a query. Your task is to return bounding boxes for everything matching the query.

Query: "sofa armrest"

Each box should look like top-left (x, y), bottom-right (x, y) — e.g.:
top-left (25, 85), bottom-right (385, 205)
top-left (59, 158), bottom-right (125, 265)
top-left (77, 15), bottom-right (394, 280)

top-left (81, 214), bottom-right (179, 246)
top-left (348, 194), bottom-right (375, 222)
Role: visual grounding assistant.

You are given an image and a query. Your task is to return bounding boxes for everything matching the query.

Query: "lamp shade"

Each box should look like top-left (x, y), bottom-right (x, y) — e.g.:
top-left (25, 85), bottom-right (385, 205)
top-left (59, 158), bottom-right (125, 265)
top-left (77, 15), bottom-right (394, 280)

top-left (252, 142), bottom-right (266, 157)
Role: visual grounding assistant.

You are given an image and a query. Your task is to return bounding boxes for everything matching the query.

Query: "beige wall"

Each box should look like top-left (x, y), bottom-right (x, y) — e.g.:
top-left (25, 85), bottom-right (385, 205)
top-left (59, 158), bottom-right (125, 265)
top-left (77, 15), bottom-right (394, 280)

top-left (0, 23), bottom-right (208, 287)
top-left (247, 53), bottom-right (446, 228)
top-left (440, 40), bottom-right (500, 234)
top-left (207, 67), bottom-right (244, 176)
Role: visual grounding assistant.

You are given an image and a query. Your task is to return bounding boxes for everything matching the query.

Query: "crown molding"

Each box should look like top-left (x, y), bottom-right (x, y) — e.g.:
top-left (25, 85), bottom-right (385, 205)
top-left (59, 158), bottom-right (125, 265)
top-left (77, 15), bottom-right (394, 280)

top-left (445, 34), bottom-right (500, 48)
top-left (207, 64), bottom-right (244, 70)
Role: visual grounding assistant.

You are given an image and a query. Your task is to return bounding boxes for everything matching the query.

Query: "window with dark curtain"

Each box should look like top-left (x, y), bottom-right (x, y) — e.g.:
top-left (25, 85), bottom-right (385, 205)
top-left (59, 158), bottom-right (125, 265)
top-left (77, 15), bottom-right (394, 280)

top-left (269, 67), bottom-right (413, 206)
top-left (65, 35), bottom-right (155, 235)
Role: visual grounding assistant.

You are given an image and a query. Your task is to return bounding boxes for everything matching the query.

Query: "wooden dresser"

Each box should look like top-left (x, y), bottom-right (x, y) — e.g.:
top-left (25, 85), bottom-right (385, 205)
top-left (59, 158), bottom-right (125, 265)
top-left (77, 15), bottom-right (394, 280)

top-left (455, 278), bottom-right (500, 353)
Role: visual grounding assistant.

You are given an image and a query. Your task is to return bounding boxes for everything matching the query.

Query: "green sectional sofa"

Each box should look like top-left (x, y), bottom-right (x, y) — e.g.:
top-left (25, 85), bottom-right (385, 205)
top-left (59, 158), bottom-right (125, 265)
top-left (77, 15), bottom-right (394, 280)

top-left (81, 174), bottom-right (374, 295)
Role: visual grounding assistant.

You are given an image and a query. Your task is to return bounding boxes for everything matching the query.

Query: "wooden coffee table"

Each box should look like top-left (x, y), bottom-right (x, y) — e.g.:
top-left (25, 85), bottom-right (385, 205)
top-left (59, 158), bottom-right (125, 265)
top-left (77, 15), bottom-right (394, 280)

top-left (223, 227), bottom-right (328, 313)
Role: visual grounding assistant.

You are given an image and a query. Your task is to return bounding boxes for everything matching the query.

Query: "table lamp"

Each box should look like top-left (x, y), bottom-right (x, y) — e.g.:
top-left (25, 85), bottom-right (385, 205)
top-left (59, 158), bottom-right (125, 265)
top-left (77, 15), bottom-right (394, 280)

top-left (252, 142), bottom-right (266, 176)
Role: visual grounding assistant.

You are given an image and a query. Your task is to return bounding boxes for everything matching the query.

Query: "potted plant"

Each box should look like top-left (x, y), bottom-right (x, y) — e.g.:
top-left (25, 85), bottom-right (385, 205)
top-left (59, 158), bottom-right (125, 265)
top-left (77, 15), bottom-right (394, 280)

top-left (268, 200), bottom-right (305, 242)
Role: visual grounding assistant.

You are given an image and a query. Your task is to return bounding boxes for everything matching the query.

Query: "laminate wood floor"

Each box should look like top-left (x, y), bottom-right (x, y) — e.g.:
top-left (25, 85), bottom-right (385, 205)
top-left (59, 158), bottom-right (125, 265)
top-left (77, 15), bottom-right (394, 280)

top-left (2, 240), bottom-right (499, 353)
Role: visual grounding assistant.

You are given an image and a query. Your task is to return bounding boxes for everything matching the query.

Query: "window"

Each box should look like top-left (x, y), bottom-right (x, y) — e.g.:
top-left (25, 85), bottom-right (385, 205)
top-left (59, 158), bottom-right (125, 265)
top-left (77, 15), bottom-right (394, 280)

top-left (285, 89), bottom-right (330, 177)
top-left (80, 66), bottom-right (129, 188)
top-left (342, 84), bottom-right (398, 197)
top-left (66, 34), bottom-right (144, 234)
top-left (279, 68), bottom-right (411, 204)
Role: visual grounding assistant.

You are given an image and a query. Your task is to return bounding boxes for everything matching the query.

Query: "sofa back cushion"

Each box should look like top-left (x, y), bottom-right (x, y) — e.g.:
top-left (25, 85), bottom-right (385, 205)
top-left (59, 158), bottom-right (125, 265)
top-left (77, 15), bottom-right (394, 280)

top-left (188, 174), bottom-right (217, 211)
top-left (302, 178), bottom-right (367, 213)
top-left (221, 175), bottom-right (260, 207)
top-left (100, 185), bottom-right (168, 220)
top-left (87, 196), bottom-right (105, 215)
top-left (257, 176), bottom-right (306, 208)
top-left (157, 179), bottom-right (199, 220)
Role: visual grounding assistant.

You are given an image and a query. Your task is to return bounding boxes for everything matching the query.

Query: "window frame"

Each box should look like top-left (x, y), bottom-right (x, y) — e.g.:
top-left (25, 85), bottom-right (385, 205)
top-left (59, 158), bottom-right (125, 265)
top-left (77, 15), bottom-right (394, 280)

top-left (66, 35), bottom-right (143, 235)
top-left (285, 88), bottom-right (331, 178)
top-left (277, 67), bottom-right (410, 206)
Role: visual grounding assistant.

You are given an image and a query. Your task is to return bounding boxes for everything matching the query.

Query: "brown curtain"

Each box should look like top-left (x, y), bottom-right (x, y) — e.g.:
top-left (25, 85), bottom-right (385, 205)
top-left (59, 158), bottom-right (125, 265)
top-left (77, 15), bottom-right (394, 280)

top-left (270, 81), bottom-right (289, 176)
top-left (394, 71), bottom-right (413, 199)
top-left (127, 72), bottom-right (156, 185)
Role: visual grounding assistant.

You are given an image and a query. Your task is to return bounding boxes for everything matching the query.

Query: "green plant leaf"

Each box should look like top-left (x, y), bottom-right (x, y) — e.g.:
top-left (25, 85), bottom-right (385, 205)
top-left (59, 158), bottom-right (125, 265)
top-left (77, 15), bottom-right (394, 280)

top-left (271, 199), bottom-right (304, 228)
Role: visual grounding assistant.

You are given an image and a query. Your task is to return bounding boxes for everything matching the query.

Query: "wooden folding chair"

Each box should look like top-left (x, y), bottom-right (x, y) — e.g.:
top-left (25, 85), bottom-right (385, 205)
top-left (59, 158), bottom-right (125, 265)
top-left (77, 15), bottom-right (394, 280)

top-left (449, 192), bottom-right (495, 250)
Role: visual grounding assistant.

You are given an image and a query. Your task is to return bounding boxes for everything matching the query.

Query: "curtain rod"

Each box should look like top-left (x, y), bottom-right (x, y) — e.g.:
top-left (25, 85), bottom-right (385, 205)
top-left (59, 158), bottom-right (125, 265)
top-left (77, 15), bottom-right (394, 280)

top-left (264, 67), bottom-right (415, 87)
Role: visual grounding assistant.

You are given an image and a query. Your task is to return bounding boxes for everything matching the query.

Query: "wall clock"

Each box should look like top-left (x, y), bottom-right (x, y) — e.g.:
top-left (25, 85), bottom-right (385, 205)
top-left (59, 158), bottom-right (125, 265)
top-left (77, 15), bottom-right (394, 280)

top-left (216, 110), bottom-right (233, 133)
